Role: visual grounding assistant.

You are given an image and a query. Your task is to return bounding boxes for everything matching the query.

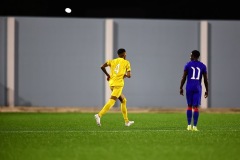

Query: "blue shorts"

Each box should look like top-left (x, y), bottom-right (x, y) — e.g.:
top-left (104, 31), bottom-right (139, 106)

top-left (186, 89), bottom-right (202, 107)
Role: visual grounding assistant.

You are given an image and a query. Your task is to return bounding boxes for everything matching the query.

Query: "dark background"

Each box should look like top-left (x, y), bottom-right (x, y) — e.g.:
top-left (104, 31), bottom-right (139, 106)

top-left (1, 0), bottom-right (240, 20)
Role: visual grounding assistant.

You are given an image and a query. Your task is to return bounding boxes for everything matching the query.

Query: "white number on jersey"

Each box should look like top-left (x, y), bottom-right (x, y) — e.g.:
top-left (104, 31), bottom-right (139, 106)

top-left (114, 64), bottom-right (120, 74)
top-left (190, 67), bottom-right (200, 80)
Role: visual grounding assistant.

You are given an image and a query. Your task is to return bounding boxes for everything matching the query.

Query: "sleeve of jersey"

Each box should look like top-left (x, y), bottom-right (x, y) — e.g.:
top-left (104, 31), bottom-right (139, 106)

top-left (106, 60), bottom-right (111, 66)
top-left (126, 61), bottom-right (131, 72)
top-left (184, 63), bottom-right (188, 71)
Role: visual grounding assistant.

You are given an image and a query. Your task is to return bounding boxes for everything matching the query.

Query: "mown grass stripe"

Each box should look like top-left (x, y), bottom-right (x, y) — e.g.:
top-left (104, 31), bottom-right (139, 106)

top-left (0, 129), bottom-right (239, 133)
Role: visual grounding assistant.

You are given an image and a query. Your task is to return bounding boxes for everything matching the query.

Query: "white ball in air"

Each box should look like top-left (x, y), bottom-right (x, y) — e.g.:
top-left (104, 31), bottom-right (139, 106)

top-left (65, 8), bottom-right (71, 13)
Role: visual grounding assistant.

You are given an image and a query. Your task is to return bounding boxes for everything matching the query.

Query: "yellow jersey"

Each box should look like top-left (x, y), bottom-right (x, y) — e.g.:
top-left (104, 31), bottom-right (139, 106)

top-left (107, 57), bottom-right (131, 87)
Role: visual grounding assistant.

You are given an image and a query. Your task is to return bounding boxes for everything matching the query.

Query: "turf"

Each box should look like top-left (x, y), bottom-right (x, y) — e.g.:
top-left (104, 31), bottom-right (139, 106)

top-left (0, 112), bottom-right (239, 160)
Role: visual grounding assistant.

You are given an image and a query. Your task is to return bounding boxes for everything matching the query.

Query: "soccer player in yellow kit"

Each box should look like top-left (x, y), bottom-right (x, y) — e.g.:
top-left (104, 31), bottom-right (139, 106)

top-left (94, 48), bottom-right (134, 127)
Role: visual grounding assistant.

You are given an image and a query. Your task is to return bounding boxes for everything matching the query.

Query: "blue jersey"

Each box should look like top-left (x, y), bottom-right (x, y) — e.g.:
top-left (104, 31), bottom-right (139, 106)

top-left (184, 60), bottom-right (207, 92)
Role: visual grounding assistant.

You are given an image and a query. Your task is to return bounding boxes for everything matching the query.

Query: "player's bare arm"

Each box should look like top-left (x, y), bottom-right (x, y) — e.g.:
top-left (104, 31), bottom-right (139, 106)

top-left (180, 70), bottom-right (187, 96)
top-left (203, 72), bottom-right (209, 98)
top-left (124, 71), bottom-right (131, 78)
top-left (101, 62), bottom-right (110, 81)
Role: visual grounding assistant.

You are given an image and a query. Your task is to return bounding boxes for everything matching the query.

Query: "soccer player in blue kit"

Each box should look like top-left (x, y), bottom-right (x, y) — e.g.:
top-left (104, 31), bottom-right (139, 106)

top-left (180, 50), bottom-right (209, 131)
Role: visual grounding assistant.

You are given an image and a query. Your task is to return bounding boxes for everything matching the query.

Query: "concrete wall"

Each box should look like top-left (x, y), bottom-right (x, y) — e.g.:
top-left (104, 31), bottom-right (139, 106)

top-left (114, 19), bottom-right (199, 108)
top-left (1, 17), bottom-right (240, 108)
top-left (14, 17), bottom-right (105, 107)
top-left (208, 20), bottom-right (240, 108)
top-left (0, 17), bottom-right (6, 106)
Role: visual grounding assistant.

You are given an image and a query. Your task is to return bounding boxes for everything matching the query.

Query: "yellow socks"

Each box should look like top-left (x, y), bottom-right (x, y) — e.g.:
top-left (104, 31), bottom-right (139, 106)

top-left (98, 98), bottom-right (129, 123)
top-left (121, 98), bottom-right (129, 122)
top-left (98, 99), bottom-right (116, 117)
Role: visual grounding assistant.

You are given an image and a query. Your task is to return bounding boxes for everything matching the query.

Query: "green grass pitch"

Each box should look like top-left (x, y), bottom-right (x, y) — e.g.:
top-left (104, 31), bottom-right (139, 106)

top-left (0, 112), bottom-right (239, 160)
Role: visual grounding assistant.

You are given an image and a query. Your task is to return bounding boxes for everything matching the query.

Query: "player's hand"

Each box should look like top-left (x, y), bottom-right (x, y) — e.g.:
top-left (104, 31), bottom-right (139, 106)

top-left (180, 89), bottom-right (184, 96)
top-left (124, 73), bottom-right (130, 78)
top-left (107, 76), bottom-right (110, 81)
top-left (204, 91), bottom-right (208, 98)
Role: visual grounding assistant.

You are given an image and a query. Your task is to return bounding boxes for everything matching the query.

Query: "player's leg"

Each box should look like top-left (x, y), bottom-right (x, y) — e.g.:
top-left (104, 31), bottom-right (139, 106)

top-left (192, 107), bottom-right (199, 131)
top-left (118, 92), bottom-right (134, 126)
top-left (192, 91), bottom-right (201, 131)
top-left (186, 90), bottom-right (193, 130)
top-left (95, 87), bottom-right (117, 126)
top-left (98, 86), bottom-right (118, 117)
top-left (119, 94), bottom-right (130, 122)
top-left (118, 94), bottom-right (128, 122)
top-left (186, 106), bottom-right (193, 130)
top-left (98, 96), bottom-right (117, 116)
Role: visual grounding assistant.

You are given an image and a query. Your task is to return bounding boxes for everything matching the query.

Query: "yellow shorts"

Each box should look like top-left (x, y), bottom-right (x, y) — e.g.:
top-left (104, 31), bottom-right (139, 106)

top-left (110, 86), bottom-right (123, 98)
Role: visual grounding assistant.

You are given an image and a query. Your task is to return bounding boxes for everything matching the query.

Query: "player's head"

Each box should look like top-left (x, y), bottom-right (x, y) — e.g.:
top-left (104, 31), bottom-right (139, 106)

top-left (117, 48), bottom-right (127, 59)
top-left (190, 50), bottom-right (200, 60)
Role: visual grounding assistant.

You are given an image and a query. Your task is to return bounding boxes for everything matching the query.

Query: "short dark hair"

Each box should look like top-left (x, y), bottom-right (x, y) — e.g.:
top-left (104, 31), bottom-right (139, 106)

top-left (117, 48), bottom-right (126, 55)
top-left (192, 50), bottom-right (200, 58)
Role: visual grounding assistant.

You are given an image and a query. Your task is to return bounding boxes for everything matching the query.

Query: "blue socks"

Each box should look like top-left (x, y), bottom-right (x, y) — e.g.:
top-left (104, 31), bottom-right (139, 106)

top-left (193, 108), bottom-right (199, 126)
top-left (187, 107), bottom-right (192, 125)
